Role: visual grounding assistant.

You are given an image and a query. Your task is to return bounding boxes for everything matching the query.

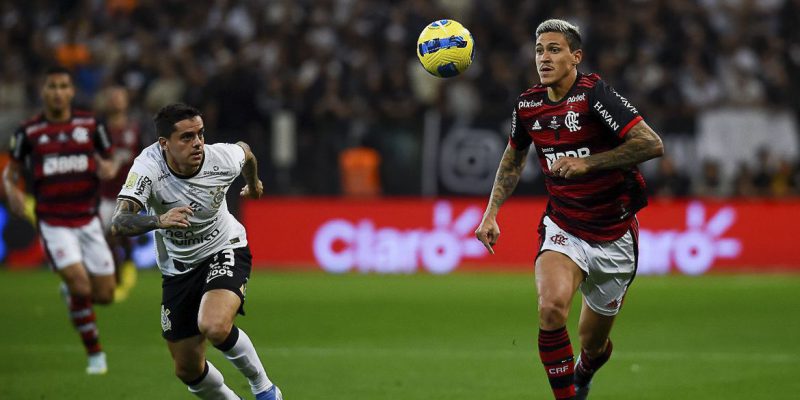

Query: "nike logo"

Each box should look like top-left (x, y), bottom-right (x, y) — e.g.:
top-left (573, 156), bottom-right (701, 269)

top-left (161, 199), bottom-right (180, 205)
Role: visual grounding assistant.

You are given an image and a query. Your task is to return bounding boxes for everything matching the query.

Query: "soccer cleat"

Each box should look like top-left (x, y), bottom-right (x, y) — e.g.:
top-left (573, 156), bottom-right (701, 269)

top-left (113, 261), bottom-right (138, 302)
top-left (59, 282), bottom-right (71, 306)
top-left (255, 385), bottom-right (282, 400)
top-left (86, 352), bottom-right (107, 375)
top-left (573, 355), bottom-right (591, 400)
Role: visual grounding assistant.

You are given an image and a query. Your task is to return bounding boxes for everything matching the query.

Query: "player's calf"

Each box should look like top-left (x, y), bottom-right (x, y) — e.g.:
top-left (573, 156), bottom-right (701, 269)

top-left (538, 326), bottom-right (576, 399)
top-left (574, 338), bottom-right (613, 399)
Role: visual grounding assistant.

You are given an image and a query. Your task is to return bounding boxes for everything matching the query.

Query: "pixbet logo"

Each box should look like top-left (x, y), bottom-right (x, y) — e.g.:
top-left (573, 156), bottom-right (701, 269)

top-left (638, 202), bottom-right (741, 275)
top-left (313, 202), bottom-right (486, 274)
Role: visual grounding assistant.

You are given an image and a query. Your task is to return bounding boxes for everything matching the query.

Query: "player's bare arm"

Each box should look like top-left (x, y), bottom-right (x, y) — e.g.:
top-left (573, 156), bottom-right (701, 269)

top-left (2, 160), bottom-right (26, 217)
top-left (110, 198), bottom-right (193, 236)
top-left (475, 144), bottom-right (529, 254)
top-left (551, 120), bottom-right (664, 179)
top-left (236, 141), bottom-right (263, 199)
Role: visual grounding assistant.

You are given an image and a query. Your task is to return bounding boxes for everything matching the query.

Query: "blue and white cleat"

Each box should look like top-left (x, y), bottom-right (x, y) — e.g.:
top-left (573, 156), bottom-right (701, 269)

top-left (255, 385), bottom-right (282, 400)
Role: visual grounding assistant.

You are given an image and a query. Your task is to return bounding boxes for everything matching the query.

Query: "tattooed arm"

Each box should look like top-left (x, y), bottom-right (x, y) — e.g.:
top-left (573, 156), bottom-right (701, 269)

top-left (475, 144), bottom-right (530, 254)
top-left (110, 199), bottom-right (193, 236)
top-left (550, 120), bottom-right (664, 179)
top-left (236, 141), bottom-right (263, 199)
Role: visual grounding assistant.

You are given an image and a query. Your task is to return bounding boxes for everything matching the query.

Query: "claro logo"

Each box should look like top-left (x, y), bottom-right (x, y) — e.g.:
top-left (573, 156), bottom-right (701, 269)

top-left (313, 202), bottom-right (486, 274)
top-left (639, 202), bottom-right (741, 275)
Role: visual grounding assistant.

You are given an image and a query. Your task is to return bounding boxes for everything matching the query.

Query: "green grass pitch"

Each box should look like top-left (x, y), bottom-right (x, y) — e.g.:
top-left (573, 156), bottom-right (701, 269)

top-left (1, 269), bottom-right (799, 399)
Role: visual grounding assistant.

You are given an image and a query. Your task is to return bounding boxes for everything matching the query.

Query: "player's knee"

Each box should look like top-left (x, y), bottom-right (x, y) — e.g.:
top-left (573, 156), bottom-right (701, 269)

top-left (93, 289), bottom-right (114, 305)
top-left (538, 301), bottom-right (570, 328)
top-left (197, 318), bottom-right (232, 344)
top-left (175, 363), bottom-right (204, 384)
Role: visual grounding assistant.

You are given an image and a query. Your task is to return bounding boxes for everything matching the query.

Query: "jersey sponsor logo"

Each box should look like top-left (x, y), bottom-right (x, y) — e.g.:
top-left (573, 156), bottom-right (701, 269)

top-left (72, 127), bottom-right (89, 143)
top-left (124, 172), bottom-right (138, 189)
top-left (164, 228), bottom-right (221, 246)
top-left (548, 115), bottom-right (561, 130)
top-left (38, 134), bottom-right (50, 144)
top-left (42, 154), bottom-right (89, 176)
top-left (544, 147), bottom-right (591, 170)
top-left (550, 233), bottom-right (568, 246)
top-left (510, 109), bottom-right (517, 136)
top-left (532, 120), bottom-right (542, 130)
top-left (565, 111), bottom-right (580, 132)
top-left (134, 175), bottom-right (152, 196)
top-left (203, 165), bottom-right (233, 177)
top-left (25, 122), bottom-right (48, 135)
top-left (518, 99), bottom-right (542, 108)
top-left (566, 93), bottom-right (586, 104)
top-left (593, 101), bottom-right (620, 131)
top-left (611, 89), bottom-right (638, 114)
top-left (160, 305), bottom-right (171, 332)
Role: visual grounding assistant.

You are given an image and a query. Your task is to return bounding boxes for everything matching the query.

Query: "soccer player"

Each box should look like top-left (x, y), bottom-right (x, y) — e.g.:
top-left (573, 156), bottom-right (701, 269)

top-left (96, 86), bottom-right (141, 301)
top-left (109, 103), bottom-right (282, 400)
top-left (475, 19), bottom-right (664, 400)
top-left (3, 66), bottom-right (121, 374)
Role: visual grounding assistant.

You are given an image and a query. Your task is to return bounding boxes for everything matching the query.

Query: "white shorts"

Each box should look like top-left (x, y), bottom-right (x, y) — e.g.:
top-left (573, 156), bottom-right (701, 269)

top-left (538, 216), bottom-right (637, 316)
top-left (39, 217), bottom-right (115, 276)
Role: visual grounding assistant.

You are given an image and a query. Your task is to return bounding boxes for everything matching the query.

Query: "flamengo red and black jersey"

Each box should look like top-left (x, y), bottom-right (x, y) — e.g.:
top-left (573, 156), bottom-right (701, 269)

top-left (100, 122), bottom-right (141, 200)
top-left (509, 73), bottom-right (646, 242)
top-left (9, 109), bottom-right (112, 227)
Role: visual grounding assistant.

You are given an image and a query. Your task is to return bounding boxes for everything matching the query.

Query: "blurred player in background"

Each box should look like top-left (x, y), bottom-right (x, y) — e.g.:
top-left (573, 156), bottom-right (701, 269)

top-left (110, 103), bottom-right (282, 400)
top-left (475, 19), bottom-right (664, 400)
top-left (3, 66), bottom-right (123, 374)
top-left (96, 86), bottom-right (141, 301)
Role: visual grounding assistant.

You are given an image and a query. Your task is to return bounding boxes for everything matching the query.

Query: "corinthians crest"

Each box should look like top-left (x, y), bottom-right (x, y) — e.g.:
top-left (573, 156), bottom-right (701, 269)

top-left (210, 186), bottom-right (226, 209)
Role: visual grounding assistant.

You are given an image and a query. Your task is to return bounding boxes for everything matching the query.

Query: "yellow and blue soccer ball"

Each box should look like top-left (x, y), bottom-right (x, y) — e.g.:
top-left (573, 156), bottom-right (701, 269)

top-left (416, 19), bottom-right (474, 78)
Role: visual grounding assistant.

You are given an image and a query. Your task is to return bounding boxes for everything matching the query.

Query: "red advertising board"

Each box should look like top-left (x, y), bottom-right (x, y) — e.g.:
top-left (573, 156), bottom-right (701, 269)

top-left (242, 197), bottom-right (800, 274)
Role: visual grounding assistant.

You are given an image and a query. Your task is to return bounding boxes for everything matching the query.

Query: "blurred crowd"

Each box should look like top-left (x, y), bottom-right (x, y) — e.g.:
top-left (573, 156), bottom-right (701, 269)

top-left (1, 0), bottom-right (799, 197)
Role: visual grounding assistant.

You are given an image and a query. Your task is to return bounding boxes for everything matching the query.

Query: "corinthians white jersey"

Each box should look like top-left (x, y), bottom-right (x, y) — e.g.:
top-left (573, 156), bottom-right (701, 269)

top-left (118, 142), bottom-right (248, 276)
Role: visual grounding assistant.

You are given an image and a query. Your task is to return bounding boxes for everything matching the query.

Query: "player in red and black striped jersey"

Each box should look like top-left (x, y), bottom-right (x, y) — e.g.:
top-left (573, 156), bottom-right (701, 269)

top-left (2, 66), bottom-right (123, 375)
top-left (476, 20), bottom-right (664, 400)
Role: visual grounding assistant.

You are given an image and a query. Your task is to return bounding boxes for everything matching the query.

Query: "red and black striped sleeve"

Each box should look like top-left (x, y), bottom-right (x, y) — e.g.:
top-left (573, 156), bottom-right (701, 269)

top-left (508, 105), bottom-right (532, 150)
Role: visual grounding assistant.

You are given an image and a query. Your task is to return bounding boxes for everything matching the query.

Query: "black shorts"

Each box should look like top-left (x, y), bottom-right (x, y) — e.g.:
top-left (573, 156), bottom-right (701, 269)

top-left (160, 246), bottom-right (252, 341)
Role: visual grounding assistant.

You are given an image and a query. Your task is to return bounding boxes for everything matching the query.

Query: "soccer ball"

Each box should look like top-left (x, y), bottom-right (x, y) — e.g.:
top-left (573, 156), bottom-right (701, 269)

top-left (416, 19), bottom-right (474, 78)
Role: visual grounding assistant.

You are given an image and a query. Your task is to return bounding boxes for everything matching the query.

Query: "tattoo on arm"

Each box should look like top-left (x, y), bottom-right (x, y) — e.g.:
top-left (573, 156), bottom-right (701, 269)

top-left (486, 145), bottom-right (529, 215)
top-left (585, 121), bottom-right (664, 171)
top-left (236, 141), bottom-right (259, 187)
top-left (110, 199), bottom-right (159, 236)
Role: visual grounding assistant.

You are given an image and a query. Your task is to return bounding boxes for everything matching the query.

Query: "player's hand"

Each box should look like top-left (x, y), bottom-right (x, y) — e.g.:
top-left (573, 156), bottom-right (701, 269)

top-left (475, 216), bottom-right (500, 255)
top-left (550, 157), bottom-right (590, 179)
top-left (157, 206), bottom-right (193, 229)
top-left (95, 154), bottom-right (119, 181)
top-left (5, 187), bottom-right (26, 218)
top-left (240, 179), bottom-right (263, 199)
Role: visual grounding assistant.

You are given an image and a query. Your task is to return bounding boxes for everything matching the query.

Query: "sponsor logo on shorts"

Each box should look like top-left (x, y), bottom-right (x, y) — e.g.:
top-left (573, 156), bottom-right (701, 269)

top-left (161, 305), bottom-right (172, 332)
top-left (206, 249), bottom-right (235, 284)
top-left (550, 233), bottom-right (568, 246)
top-left (605, 299), bottom-right (620, 310)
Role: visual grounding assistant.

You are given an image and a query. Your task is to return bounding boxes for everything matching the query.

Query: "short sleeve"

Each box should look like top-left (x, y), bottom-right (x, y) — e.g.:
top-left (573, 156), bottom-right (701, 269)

top-left (94, 119), bottom-right (112, 156)
top-left (117, 160), bottom-right (155, 210)
top-left (9, 127), bottom-right (29, 161)
top-left (589, 80), bottom-right (643, 138)
top-left (508, 106), bottom-right (532, 150)
top-left (218, 143), bottom-right (246, 176)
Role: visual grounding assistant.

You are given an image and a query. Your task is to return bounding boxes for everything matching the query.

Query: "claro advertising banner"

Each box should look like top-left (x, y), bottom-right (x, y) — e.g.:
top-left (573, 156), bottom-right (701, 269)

top-left (242, 198), bottom-right (800, 274)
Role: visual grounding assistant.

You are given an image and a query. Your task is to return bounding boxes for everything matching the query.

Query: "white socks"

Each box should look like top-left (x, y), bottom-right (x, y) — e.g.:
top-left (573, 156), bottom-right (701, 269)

top-left (187, 361), bottom-right (240, 400)
top-left (222, 328), bottom-right (273, 394)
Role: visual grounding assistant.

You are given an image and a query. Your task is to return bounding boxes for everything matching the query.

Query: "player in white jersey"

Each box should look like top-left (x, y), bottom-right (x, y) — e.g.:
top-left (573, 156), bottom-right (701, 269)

top-left (110, 103), bottom-right (282, 400)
